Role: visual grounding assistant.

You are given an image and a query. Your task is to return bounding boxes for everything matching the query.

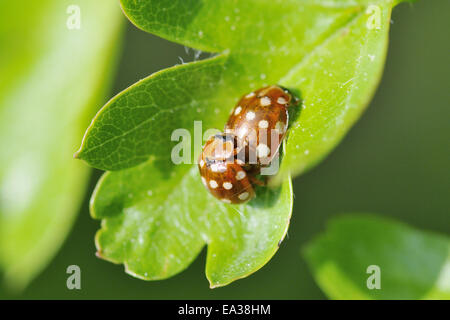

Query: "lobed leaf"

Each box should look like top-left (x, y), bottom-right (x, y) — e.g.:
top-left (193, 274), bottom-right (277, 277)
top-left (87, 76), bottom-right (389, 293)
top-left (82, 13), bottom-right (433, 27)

top-left (79, 0), bottom-right (407, 179)
top-left (76, 53), bottom-right (230, 170)
top-left (92, 162), bottom-right (292, 287)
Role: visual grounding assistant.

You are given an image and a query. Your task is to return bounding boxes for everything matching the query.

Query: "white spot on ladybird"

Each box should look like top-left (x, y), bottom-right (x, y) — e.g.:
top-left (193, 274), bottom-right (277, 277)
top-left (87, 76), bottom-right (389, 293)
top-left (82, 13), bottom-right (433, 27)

top-left (277, 97), bottom-right (287, 104)
top-left (258, 120), bottom-right (269, 129)
top-left (238, 192), bottom-right (249, 200)
top-left (201, 177), bottom-right (207, 186)
top-left (236, 171), bottom-right (246, 180)
top-left (260, 96), bottom-right (271, 106)
top-left (199, 160), bottom-right (205, 168)
top-left (256, 143), bottom-right (270, 158)
top-left (245, 92), bottom-right (255, 98)
top-left (209, 180), bottom-right (218, 189)
top-left (223, 182), bottom-right (233, 190)
top-left (234, 106), bottom-right (242, 115)
top-left (221, 198), bottom-right (231, 203)
top-left (246, 111), bottom-right (255, 120)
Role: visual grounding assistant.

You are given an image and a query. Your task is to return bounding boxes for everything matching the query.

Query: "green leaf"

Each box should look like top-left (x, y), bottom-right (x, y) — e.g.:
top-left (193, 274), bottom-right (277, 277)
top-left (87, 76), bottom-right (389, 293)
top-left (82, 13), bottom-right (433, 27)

top-left (83, 49), bottom-right (293, 286)
top-left (92, 162), bottom-right (292, 287)
top-left (76, 0), bottom-right (412, 285)
top-left (304, 215), bottom-right (450, 300)
top-left (76, 53), bottom-right (231, 171)
top-left (78, 0), bottom-right (407, 179)
top-left (0, 0), bottom-right (123, 289)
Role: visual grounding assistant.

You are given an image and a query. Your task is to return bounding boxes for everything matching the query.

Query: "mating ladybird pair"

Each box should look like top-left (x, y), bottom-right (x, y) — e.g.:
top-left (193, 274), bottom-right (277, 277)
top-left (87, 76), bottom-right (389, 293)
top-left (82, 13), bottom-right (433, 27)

top-left (198, 85), bottom-right (297, 204)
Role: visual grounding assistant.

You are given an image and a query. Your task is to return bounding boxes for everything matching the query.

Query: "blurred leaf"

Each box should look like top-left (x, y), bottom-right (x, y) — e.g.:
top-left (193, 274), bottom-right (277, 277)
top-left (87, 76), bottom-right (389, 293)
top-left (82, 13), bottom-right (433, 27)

top-left (304, 215), bottom-right (450, 299)
top-left (76, 0), bottom-right (410, 285)
top-left (92, 163), bottom-right (292, 287)
top-left (0, 0), bottom-right (123, 289)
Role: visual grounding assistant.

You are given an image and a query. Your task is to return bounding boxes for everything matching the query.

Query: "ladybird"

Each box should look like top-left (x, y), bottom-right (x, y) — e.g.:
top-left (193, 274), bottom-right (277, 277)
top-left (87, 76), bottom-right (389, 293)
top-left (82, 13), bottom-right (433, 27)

top-left (225, 85), bottom-right (297, 167)
top-left (198, 133), bottom-right (255, 204)
top-left (198, 85), bottom-right (298, 204)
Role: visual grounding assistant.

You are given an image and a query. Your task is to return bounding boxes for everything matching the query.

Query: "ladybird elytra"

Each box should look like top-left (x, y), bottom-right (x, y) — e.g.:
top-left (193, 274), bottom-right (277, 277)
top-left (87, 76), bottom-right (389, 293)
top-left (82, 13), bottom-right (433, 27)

top-left (198, 133), bottom-right (254, 204)
top-left (226, 85), bottom-right (296, 169)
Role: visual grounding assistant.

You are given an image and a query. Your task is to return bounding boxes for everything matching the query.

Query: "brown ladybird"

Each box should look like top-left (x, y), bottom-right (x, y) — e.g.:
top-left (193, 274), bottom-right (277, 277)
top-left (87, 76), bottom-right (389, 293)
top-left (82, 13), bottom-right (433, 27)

top-left (225, 85), bottom-right (297, 168)
top-left (198, 133), bottom-right (255, 204)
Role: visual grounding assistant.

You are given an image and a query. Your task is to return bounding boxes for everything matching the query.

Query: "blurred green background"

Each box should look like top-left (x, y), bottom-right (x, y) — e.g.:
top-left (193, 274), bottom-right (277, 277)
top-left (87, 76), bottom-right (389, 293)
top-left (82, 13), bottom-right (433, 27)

top-left (1, 1), bottom-right (449, 299)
